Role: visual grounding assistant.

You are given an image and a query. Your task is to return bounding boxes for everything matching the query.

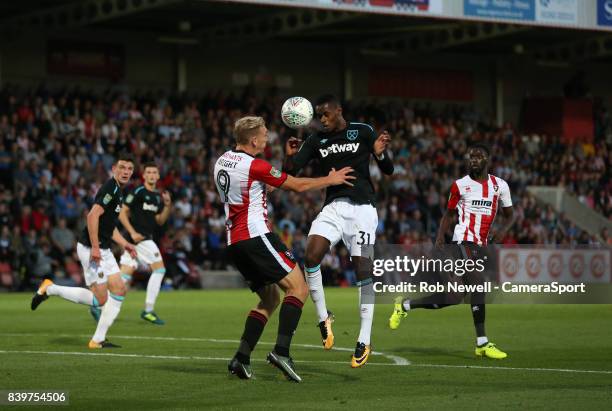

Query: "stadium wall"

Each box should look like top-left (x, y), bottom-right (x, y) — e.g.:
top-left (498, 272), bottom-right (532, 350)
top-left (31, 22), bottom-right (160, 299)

top-left (3, 31), bottom-right (612, 126)
top-left (502, 57), bottom-right (612, 125)
top-left (1, 31), bottom-right (176, 91)
top-left (348, 51), bottom-right (493, 114)
top-left (183, 41), bottom-right (344, 97)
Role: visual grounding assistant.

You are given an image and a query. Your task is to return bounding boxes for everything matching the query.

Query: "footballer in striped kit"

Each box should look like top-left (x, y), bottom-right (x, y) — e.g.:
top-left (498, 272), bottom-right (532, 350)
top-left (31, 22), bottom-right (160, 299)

top-left (214, 116), bottom-right (354, 382)
top-left (448, 167), bottom-right (512, 246)
top-left (389, 143), bottom-right (515, 359)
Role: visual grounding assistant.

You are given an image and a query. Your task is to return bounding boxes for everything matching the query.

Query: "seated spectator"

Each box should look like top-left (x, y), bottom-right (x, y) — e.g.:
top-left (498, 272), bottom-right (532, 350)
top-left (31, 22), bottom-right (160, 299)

top-left (50, 218), bottom-right (76, 259)
top-left (0, 85), bottom-right (608, 289)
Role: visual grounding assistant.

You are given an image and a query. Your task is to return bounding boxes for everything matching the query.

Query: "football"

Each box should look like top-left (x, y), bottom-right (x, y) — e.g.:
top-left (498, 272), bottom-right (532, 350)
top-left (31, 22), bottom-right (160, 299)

top-left (281, 96), bottom-right (313, 129)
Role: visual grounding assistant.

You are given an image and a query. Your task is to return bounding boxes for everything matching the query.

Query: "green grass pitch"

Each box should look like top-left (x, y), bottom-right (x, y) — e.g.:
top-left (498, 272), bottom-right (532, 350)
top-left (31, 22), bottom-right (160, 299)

top-left (1, 289), bottom-right (611, 410)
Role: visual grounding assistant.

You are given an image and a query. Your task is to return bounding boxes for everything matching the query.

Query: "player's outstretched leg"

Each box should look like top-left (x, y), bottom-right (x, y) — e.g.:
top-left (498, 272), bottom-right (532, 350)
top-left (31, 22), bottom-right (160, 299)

top-left (388, 296), bottom-right (409, 330)
top-left (90, 263), bottom-right (134, 324)
top-left (141, 264), bottom-right (166, 325)
top-left (31, 278), bottom-right (103, 311)
top-left (89, 305), bottom-right (102, 322)
top-left (31, 279), bottom-right (53, 310)
top-left (90, 267), bottom-right (134, 323)
top-left (467, 268), bottom-right (507, 359)
top-left (352, 279), bottom-right (373, 368)
top-left (266, 266), bottom-right (308, 382)
top-left (304, 235), bottom-right (334, 350)
top-left (228, 285), bottom-right (278, 380)
top-left (471, 303), bottom-right (507, 359)
top-left (89, 273), bottom-right (125, 349)
top-left (388, 292), bottom-right (458, 330)
top-left (305, 265), bottom-right (335, 350)
top-left (350, 256), bottom-right (376, 368)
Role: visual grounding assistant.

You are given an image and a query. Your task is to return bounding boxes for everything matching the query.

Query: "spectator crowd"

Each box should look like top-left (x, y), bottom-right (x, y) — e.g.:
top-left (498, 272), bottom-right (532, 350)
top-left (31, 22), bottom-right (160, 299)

top-left (0, 85), bottom-right (610, 290)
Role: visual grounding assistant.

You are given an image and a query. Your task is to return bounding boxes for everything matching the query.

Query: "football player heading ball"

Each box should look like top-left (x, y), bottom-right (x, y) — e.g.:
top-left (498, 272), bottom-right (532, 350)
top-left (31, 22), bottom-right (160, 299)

top-left (283, 94), bottom-right (394, 368)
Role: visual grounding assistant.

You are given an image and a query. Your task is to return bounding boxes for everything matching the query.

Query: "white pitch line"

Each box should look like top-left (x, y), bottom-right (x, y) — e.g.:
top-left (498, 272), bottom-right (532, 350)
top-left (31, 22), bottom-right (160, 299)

top-left (0, 332), bottom-right (410, 365)
top-left (409, 362), bottom-right (612, 375)
top-left (0, 350), bottom-right (390, 367)
top-left (0, 350), bottom-right (229, 362)
top-left (3, 333), bottom-right (612, 374)
top-left (1, 350), bottom-right (612, 375)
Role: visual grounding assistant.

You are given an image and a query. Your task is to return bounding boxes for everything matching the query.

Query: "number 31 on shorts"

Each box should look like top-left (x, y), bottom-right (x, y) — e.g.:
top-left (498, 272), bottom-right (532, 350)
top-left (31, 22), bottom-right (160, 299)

top-left (356, 230), bottom-right (374, 245)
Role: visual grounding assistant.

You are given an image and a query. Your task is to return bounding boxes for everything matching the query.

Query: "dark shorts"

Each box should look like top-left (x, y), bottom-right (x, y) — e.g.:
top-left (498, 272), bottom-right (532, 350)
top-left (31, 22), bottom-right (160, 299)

top-left (227, 233), bottom-right (297, 292)
top-left (410, 242), bottom-right (493, 305)
top-left (452, 241), bottom-right (494, 275)
top-left (453, 241), bottom-right (486, 260)
top-left (450, 242), bottom-right (494, 304)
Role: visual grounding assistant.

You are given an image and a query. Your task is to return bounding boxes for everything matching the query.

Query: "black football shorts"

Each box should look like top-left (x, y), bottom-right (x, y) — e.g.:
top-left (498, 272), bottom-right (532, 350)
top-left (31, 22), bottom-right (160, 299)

top-left (228, 233), bottom-right (297, 292)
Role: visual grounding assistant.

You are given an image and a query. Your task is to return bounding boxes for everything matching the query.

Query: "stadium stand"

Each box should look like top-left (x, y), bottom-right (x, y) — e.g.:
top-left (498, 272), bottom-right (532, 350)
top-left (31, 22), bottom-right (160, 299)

top-left (0, 85), bottom-right (610, 290)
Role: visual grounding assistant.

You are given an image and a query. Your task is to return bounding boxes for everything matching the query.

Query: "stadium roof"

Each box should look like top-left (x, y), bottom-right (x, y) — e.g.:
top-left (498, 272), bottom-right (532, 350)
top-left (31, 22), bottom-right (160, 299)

top-left (1, 0), bottom-right (611, 63)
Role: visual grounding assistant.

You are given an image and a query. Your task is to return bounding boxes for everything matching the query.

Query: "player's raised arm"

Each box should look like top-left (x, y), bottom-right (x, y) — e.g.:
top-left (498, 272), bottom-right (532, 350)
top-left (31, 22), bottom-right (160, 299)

top-left (250, 157), bottom-right (354, 193)
top-left (372, 130), bottom-right (394, 175)
top-left (283, 135), bottom-right (314, 176)
top-left (281, 167), bottom-right (356, 193)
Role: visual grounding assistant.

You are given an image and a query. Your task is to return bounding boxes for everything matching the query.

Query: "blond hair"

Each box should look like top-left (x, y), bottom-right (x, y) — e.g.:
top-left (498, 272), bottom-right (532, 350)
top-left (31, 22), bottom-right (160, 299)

top-left (234, 116), bottom-right (265, 145)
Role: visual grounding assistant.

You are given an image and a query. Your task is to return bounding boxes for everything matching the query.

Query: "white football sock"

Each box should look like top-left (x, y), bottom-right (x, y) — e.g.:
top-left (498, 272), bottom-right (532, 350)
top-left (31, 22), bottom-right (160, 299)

top-left (92, 293), bottom-right (123, 343)
top-left (47, 284), bottom-right (96, 306)
top-left (145, 269), bottom-right (165, 312)
top-left (305, 265), bottom-right (328, 323)
top-left (357, 279), bottom-right (375, 345)
top-left (477, 336), bottom-right (489, 346)
top-left (402, 299), bottom-right (411, 311)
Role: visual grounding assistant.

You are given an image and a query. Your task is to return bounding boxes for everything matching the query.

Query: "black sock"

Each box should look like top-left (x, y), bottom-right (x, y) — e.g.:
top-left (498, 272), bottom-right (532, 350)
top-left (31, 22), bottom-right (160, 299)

top-left (410, 292), bottom-right (456, 309)
top-left (472, 304), bottom-right (486, 339)
top-left (274, 296), bottom-right (304, 357)
top-left (235, 310), bottom-right (268, 364)
top-left (411, 302), bottom-right (451, 309)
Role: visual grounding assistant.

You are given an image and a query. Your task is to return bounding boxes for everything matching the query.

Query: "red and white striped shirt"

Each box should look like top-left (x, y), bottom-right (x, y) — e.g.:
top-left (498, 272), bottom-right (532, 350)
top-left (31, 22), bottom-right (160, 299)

top-left (447, 174), bottom-right (512, 245)
top-left (213, 150), bottom-right (288, 245)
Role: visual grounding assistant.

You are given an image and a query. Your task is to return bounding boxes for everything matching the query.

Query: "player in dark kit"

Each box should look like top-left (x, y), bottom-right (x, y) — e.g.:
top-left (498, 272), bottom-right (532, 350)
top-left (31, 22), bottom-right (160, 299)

top-left (31, 154), bottom-right (137, 349)
top-left (389, 143), bottom-right (515, 359)
top-left (214, 116), bottom-right (355, 382)
top-left (284, 94), bottom-right (394, 367)
top-left (88, 162), bottom-right (172, 324)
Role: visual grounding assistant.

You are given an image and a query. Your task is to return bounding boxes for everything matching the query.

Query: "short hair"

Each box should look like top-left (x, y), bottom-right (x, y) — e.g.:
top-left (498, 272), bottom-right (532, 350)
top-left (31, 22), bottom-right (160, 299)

top-left (469, 143), bottom-right (490, 157)
top-left (114, 152), bottom-right (135, 165)
top-left (234, 116), bottom-right (265, 145)
top-left (143, 161), bottom-right (159, 171)
top-left (315, 94), bottom-right (341, 108)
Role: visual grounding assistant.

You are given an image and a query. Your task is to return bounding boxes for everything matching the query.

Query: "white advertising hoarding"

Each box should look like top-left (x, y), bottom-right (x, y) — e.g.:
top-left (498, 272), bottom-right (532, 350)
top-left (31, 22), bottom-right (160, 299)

top-left (536, 0), bottom-right (578, 25)
top-left (498, 248), bottom-right (611, 284)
